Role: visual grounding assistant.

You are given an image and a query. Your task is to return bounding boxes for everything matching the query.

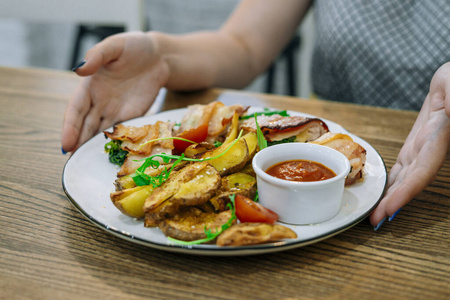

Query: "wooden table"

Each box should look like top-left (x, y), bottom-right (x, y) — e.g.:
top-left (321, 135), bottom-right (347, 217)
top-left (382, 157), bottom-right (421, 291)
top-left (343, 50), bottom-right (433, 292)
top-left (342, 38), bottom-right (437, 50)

top-left (1, 66), bottom-right (449, 299)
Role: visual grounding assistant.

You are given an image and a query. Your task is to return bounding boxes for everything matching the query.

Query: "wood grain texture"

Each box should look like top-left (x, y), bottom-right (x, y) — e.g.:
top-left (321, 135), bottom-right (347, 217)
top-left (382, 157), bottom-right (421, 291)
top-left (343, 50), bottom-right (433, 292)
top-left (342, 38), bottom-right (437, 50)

top-left (0, 67), bottom-right (449, 300)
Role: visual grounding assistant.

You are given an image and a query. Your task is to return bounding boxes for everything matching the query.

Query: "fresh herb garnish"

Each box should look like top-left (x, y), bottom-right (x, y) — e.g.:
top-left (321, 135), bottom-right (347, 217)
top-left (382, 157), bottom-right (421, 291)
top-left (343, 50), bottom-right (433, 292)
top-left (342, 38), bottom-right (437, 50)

top-left (138, 136), bottom-right (197, 149)
top-left (214, 141), bottom-right (223, 148)
top-left (239, 109), bottom-right (289, 120)
top-left (267, 136), bottom-right (297, 146)
top-left (254, 113), bottom-right (267, 150)
top-left (131, 130), bottom-right (244, 187)
top-left (104, 140), bottom-right (128, 166)
top-left (167, 194), bottom-right (237, 245)
top-left (253, 190), bottom-right (259, 203)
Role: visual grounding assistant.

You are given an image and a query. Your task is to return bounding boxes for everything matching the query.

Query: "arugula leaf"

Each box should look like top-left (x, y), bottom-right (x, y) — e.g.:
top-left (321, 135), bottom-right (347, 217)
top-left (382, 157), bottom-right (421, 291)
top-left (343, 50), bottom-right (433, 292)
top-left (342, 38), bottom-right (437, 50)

top-left (254, 113), bottom-right (267, 150)
top-left (267, 136), bottom-right (297, 146)
top-left (138, 136), bottom-right (197, 149)
top-left (167, 194), bottom-right (237, 245)
top-left (131, 130), bottom-right (244, 187)
top-left (239, 109), bottom-right (289, 120)
top-left (104, 140), bottom-right (128, 166)
top-left (253, 190), bottom-right (259, 203)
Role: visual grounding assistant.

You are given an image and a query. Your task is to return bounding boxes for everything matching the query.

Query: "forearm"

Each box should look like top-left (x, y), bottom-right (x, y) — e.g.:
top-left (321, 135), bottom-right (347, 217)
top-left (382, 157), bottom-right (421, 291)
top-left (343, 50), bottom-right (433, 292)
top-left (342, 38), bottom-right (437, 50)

top-left (151, 0), bottom-right (312, 91)
top-left (151, 30), bottom-right (257, 91)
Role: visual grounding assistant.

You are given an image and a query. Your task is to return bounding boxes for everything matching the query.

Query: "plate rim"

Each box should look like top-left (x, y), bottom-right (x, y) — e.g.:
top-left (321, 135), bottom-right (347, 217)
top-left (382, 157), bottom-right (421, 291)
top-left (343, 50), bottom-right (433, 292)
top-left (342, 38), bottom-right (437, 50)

top-left (62, 107), bottom-right (387, 256)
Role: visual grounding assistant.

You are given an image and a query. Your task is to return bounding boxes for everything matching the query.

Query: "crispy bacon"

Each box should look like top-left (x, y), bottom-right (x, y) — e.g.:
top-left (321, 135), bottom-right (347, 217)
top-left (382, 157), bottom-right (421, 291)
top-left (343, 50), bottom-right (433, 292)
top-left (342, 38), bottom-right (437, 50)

top-left (177, 102), bottom-right (248, 140)
top-left (240, 115), bottom-right (329, 142)
top-left (117, 145), bottom-right (170, 177)
top-left (310, 132), bottom-right (366, 185)
top-left (104, 121), bottom-right (175, 156)
top-left (104, 121), bottom-right (175, 177)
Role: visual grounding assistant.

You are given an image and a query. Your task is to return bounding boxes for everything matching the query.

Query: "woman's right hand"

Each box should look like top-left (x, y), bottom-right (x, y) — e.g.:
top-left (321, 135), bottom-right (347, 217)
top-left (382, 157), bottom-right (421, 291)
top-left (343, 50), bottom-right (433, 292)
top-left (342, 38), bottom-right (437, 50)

top-left (61, 31), bottom-right (169, 153)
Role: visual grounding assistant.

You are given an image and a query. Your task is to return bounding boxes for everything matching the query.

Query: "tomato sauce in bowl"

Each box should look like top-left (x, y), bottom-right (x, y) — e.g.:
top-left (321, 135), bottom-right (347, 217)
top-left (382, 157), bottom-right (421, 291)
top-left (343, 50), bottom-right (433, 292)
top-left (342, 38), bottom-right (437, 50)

top-left (266, 160), bottom-right (336, 182)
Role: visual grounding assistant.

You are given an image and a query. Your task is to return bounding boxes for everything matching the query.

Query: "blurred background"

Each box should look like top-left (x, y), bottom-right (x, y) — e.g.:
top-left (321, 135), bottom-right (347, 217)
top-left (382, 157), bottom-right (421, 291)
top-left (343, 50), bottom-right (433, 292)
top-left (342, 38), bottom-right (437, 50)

top-left (0, 0), bottom-right (315, 98)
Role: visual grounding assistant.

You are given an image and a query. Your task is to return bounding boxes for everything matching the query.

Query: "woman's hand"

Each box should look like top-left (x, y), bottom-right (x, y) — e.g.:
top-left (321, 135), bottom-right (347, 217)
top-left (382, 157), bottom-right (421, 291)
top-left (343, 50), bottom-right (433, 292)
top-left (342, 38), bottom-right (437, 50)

top-left (370, 62), bottom-right (450, 229)
top-left (61, 32), bottom-right (169, 153)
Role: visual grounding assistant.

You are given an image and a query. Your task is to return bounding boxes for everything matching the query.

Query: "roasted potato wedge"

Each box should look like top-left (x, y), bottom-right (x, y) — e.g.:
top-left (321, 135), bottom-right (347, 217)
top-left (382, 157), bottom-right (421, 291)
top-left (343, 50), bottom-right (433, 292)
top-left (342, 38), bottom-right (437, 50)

top-left (144, 200), bottom-right (182, 227)
top-left (159, 208), bottom-right (236, 241)
top-left (222, 112), bottom-right (240, 145)
top-left (114, 161), bottom-right (188, 191)
top-left (144, 161), bottom-right (221, 212)
top-left (222, 172), bottom-right (256, 190)
top-left (197, 137), bottom-right (250, 176)
top-left (184, 142), bottom-right (215, 158)
top-left (207, 173), bottom-right (257, 212)
top-left (216, 222), bottom-right (297, 246)
top-left (110, 185), bottom-right (154, 218)
top-left (241, 132), bottom-right (258, 157)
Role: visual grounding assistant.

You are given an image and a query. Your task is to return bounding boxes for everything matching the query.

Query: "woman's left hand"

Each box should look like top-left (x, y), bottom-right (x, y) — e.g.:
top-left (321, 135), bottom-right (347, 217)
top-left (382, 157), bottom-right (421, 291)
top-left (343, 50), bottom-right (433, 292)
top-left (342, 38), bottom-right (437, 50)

top-left (370, 62), bottom-right (450, 229)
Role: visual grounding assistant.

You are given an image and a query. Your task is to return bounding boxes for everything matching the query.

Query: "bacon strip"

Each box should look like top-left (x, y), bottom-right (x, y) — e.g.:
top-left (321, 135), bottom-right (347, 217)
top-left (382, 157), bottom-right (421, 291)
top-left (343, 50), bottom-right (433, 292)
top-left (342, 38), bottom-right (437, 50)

top-left (104, 121), bottom-right (175, 156)
top-left (310, 132), bottom-right (366, 185)
top-left (178, 102), bottom-right (248, 139)
top-left (240, 115), bottom-right (329, 142)
top-left (104, 121), bottom-right (175, 177)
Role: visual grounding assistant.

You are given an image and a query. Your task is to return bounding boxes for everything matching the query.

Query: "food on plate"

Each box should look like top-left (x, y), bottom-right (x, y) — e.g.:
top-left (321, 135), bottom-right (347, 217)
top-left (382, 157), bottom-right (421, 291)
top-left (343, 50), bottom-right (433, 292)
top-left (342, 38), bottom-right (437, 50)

top-left (105, 121), bottom-right (175, 176)
top-left (110, 185), bottom-right (154, 218)
top-left (216, 222), bottom-right (297, 246)
top-left (310, 132), bottom-right (366, 185)
top-left (176, 101), bottom-right (249, 143)
top-left (102, 101), bottom-right (367, 246)
top-left (143, 161), bottom-right (221, 226)
top-left (240, 115), bottom-right (329, 143)
top-left (159, 208), bottom-right (236, 242)
top-left (266, 159), bottom-right (336, 182)
top-left (205, 173), bottom-right (257, 212)
top-left (234, 194), bottom-right (278, 224)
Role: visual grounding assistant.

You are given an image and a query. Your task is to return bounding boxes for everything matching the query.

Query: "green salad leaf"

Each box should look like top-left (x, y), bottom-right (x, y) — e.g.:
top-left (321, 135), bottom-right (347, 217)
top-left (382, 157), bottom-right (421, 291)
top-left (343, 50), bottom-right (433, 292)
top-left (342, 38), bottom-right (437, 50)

top-left (239, 109), bottom-right (289, 120)
top-left (131, 130), bottom-right (244, 188)
top-left (104, 140), bottom-right (128, 166)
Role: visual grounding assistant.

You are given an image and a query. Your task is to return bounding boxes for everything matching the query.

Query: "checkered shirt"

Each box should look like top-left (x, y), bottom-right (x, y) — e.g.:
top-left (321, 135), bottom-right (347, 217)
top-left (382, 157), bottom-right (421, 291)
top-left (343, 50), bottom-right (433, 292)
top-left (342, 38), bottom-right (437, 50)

top-left (311, 0), bottom-right (450, 110)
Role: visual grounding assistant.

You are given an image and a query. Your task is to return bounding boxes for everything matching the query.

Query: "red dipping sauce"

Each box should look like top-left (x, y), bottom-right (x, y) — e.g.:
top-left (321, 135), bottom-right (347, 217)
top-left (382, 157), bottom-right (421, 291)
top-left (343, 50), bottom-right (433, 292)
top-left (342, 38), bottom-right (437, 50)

top-left (266, 159), bottom-right (336, 182)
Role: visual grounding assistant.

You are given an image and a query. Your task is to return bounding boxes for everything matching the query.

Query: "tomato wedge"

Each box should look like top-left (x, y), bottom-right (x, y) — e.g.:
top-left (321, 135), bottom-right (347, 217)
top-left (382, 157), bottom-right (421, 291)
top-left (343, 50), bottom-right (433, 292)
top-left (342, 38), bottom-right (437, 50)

top-left (234, 194), bottom-right (278, 224)
top-left (173, 123), bottom-right (208, 153)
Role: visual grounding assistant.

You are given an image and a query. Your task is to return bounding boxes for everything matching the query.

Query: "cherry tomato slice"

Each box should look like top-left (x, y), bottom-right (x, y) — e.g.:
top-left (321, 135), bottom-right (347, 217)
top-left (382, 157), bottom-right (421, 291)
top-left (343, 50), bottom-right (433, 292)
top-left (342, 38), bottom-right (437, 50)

top-left (173, 123), bottom-right (208, 153)
top-left (234, 194), bottom-right (278, 224)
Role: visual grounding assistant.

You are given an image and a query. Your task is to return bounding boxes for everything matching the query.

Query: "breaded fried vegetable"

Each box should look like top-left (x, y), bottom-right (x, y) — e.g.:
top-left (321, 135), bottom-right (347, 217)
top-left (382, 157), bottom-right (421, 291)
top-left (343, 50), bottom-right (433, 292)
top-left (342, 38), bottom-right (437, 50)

top-left (216, 222), bottom-right (297, 246)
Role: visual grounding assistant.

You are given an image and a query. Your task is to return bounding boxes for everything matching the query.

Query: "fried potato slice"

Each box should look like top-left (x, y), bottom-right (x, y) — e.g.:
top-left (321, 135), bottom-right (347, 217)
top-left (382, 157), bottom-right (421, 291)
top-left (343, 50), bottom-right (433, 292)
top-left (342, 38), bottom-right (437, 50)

top-left (197, 137), bottom-right (250, 176)
top-left (241, 132), bottom-right (258, 157)
top-left (216, 222), bottom-right (297, 246)
top-left (114, 161), bottom-right (189, 191)
top-left (207, 172), bottom-right (257, 212)
top-left (110, 185), bottom-right (154, 218)
top-left (143, 161), bottom-right (221, 212)
top-left (159, 208), bottom-right (236, 241)
top-left (184, 142), bottom-right (216, 158)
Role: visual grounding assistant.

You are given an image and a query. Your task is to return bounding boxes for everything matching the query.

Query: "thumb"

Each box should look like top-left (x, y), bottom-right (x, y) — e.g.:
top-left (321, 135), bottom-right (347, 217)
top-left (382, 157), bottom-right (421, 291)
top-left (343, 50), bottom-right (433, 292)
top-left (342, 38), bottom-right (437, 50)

top-left (72, 33), bottom-right (126, 76)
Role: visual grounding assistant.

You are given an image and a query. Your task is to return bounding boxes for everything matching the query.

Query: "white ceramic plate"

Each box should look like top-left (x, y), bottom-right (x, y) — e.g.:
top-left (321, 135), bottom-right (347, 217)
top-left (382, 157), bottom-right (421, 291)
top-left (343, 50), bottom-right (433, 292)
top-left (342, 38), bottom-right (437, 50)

top-left (63, 107), bottom-right (387, 256)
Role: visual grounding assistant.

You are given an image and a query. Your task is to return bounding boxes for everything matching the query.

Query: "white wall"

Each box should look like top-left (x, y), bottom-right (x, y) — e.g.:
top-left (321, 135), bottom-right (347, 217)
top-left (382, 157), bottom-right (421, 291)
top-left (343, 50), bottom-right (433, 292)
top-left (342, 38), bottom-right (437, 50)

top-left (0, 0), bottom-right (314, 97)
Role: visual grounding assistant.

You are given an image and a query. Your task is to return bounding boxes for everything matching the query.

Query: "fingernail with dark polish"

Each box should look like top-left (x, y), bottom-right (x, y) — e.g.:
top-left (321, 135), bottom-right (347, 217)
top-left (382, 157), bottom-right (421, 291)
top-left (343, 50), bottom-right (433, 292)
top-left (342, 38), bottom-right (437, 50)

top-left (389, 208), bottom-right (402, 222)
top-left (62, 147), bottom-right (67, 155)
top-left (72, 60), bottom-right (86, 72)
top-left (374, 217), bottom-right (386, 231)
